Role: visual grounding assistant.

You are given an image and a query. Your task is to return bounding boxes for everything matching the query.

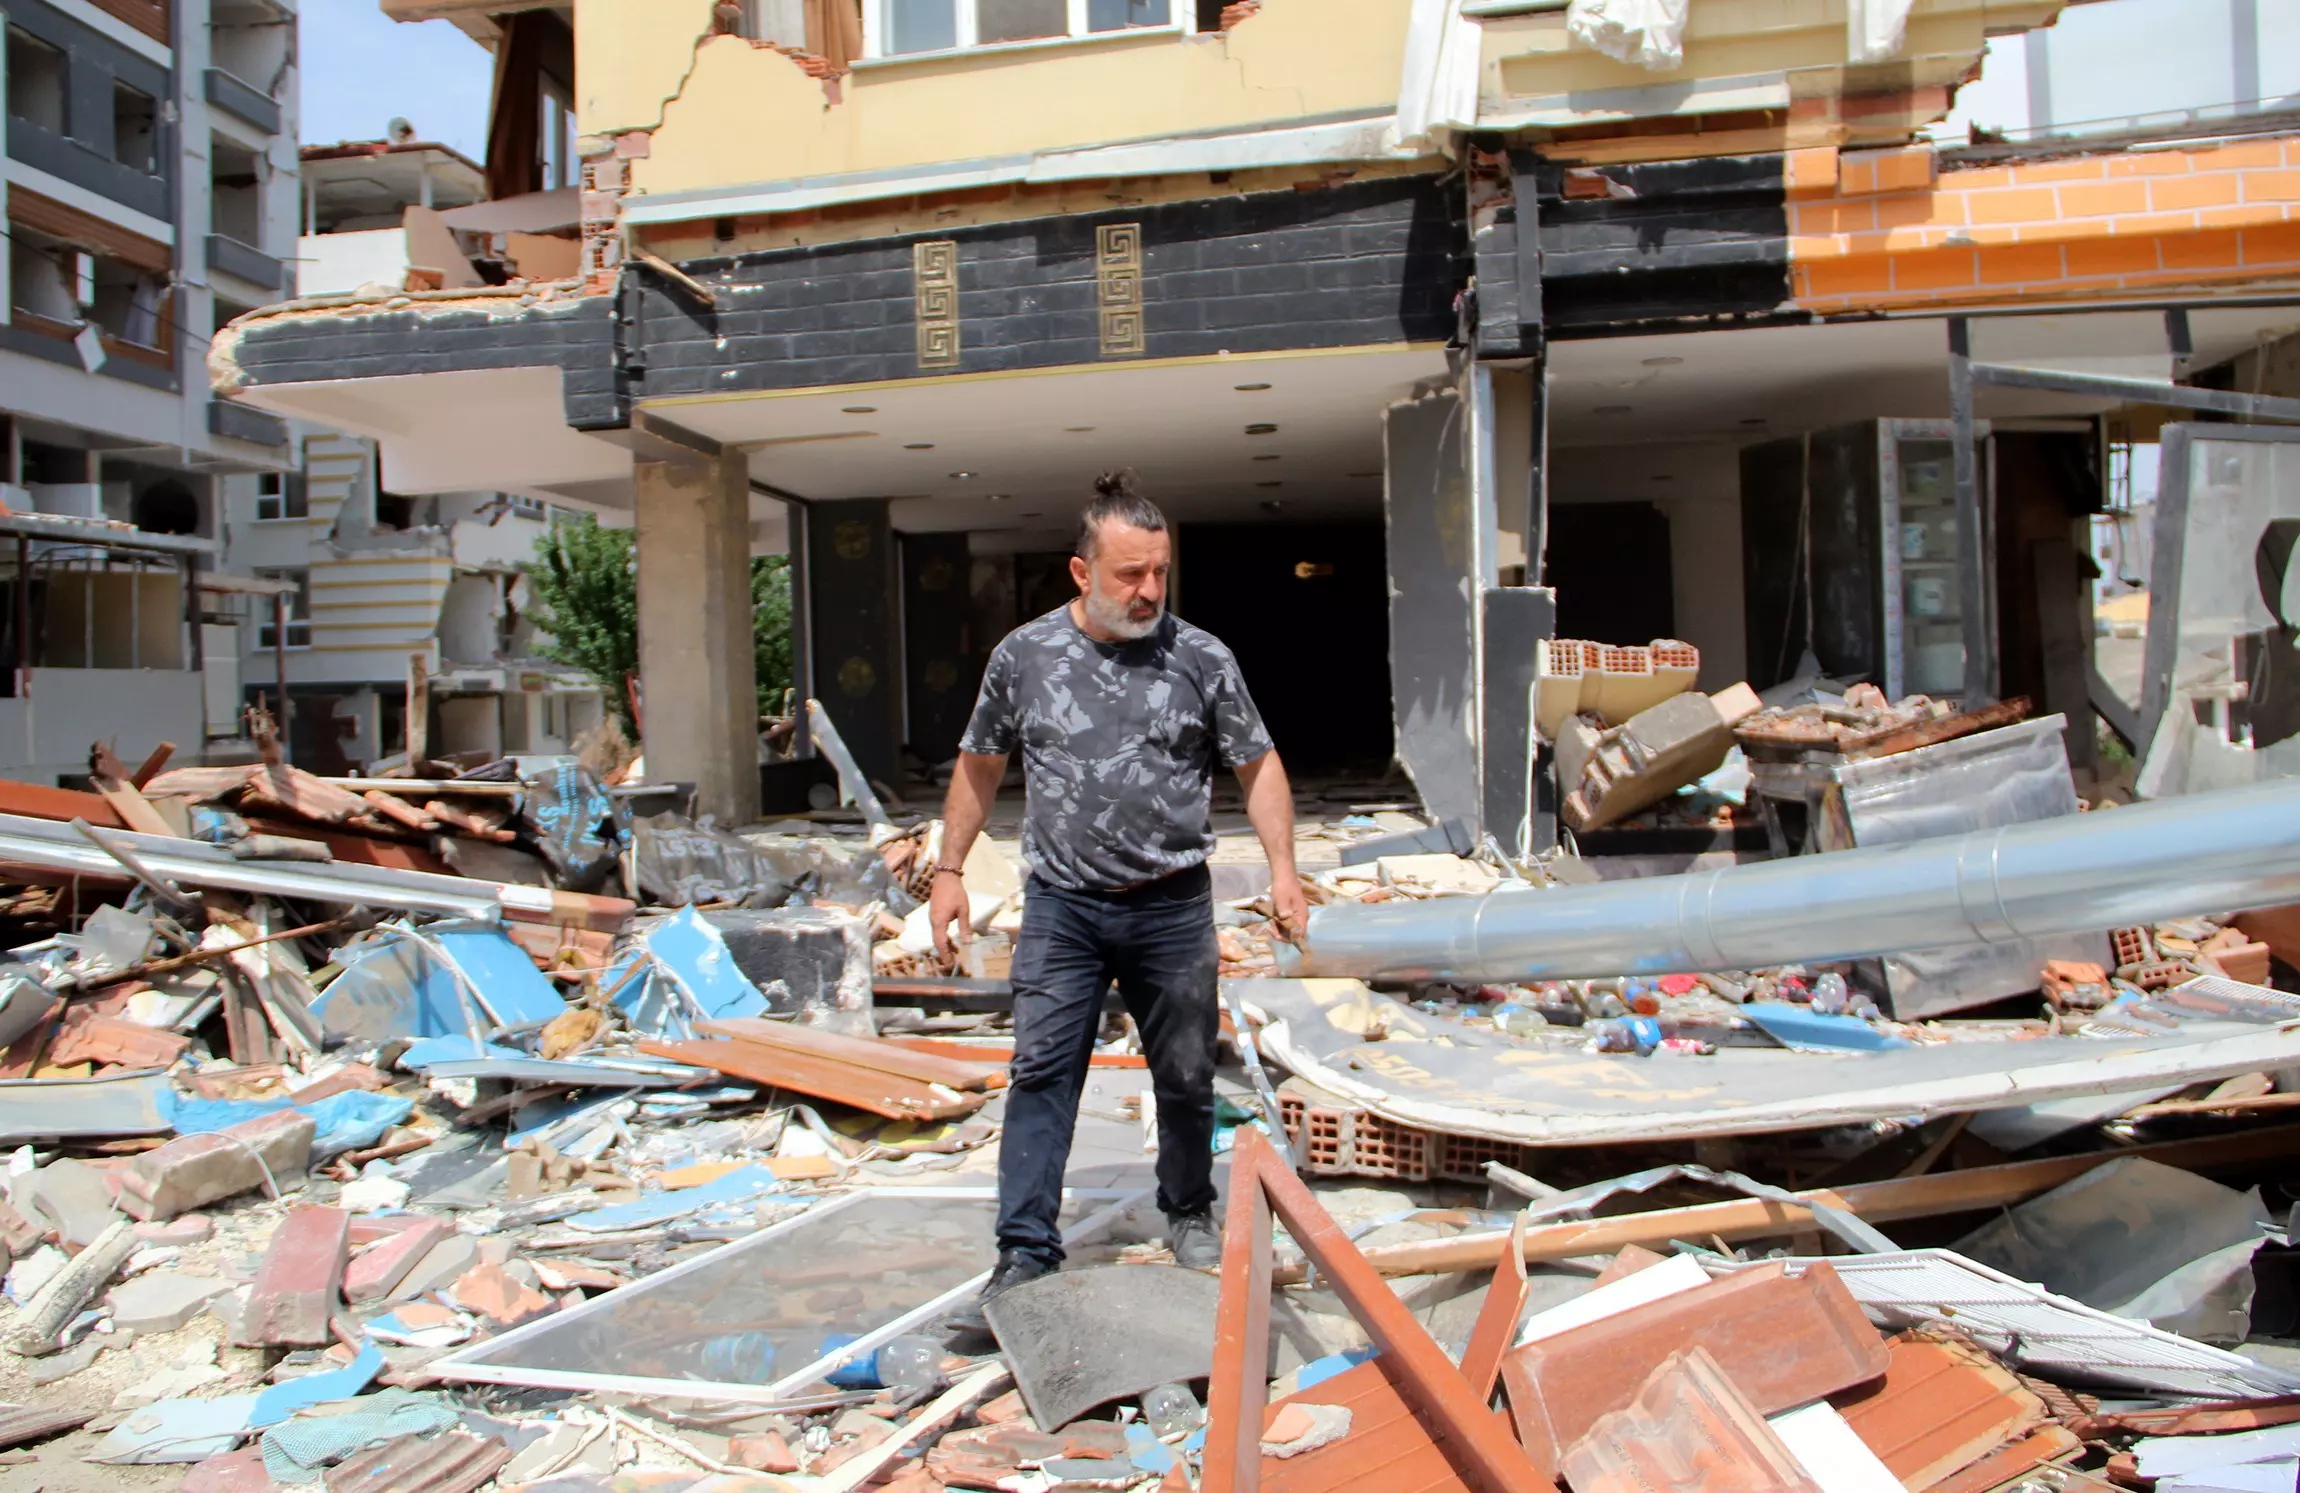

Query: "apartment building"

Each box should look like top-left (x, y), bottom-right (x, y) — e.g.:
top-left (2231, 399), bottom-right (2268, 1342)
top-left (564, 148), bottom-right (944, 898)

top-left (217, 134), bottom-right (601, 773)
top-left (0, 0), bottom-right (299, 781)
top-left (210, 0), bottom-right (2300, 838)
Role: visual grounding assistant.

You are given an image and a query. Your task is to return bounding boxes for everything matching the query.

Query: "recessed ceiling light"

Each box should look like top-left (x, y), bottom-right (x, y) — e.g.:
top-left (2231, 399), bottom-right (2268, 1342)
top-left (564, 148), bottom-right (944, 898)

top-left (1741, 417), bottom-right (1769, 426)
top-left (1347, 471), bottom-right (1380, 479)
top-left (1021, 512), bottom-right (1043, 518)
top-left (948, 471), bottom-right (976, 480)
top-left (1235, 382), bottom-right (1272, 392)
top-left (1594, 405), bottom-right (1632, 415)
top-left (904, 442), bottom-right (934, 450)
top-left (1245, 423), bottom-right (1278, 436)
top-left (1639, 356), bottom-right (1684, 368)
top-left (1651, 474), bottom-right (1673, 481)
top-left (842, 405), bottom-right (877, 413)
top-left (1256, 481), bottom-right (1282, 489)
top-left (1064, 426), bottom-right (1095, 433)
top-left (1252, 454), bottom-right (1282, 462)
top-left (986, 493), bottom-right (1011, 501)
top-left (1259, 500), bottom-right (1284, 514)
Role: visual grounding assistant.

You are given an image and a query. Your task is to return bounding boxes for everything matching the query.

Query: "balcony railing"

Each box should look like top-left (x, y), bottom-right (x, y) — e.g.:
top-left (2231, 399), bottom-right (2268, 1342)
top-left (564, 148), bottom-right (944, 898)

top-left (205, 67), bottom-right (282, 134)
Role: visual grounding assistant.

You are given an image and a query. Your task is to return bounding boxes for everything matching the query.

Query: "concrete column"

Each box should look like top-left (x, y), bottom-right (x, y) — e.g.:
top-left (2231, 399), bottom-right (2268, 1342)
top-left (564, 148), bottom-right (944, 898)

top-left (635, 449), bottom-right (759, 825)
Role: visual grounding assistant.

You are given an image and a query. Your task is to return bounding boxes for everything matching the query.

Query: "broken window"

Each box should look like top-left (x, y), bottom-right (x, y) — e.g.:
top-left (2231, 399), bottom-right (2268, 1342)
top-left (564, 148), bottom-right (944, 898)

top-left (255, 567), bottom-right (311, 648)
top-left (2137, 425), bottom-right (2300, 797)
top-left (8, 225), bottom-right (79, 326)
top-left (113, 82), bottom-right (158, 173)
top-left (430, 1189), bottom-right (1134, 1401)
top-left (6, 221), bottom-right (169, 355)
top-left (211, 136), bottom-right (263, 246)
top-left (6, 28), bottom-right (64, 135)
top-left (877, 0), bottom-right (1171, 56)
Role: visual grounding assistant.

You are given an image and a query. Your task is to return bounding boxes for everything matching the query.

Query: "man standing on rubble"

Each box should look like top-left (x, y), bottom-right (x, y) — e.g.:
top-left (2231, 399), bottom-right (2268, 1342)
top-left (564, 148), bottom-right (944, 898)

top-left (928, 472), bottom-right (1305, 1332)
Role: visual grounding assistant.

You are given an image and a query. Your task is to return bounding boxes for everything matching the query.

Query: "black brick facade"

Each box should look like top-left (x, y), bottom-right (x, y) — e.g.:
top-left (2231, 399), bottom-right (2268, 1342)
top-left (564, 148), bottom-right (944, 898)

top-left (224, 295), bottom-right (623, 430)
top-left (222, 162), bottom-right (1807, 428)
top-left (631, 174), bottom-right (1462, 397)
top-left (1529, 153), bottom-right (1793, 333)
top-left (225, 176), bottom-right (1463, 428)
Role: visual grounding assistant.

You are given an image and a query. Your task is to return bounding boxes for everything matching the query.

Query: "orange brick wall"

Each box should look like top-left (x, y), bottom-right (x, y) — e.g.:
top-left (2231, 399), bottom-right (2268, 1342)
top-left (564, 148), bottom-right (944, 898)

top-left (1789, 137), bottom-right (2300, 314)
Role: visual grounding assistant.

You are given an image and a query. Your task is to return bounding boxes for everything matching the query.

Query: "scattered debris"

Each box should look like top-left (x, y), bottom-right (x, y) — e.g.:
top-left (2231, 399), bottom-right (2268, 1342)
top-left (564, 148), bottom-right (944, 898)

top-left (0, 742), bottom-right (2289, 1493)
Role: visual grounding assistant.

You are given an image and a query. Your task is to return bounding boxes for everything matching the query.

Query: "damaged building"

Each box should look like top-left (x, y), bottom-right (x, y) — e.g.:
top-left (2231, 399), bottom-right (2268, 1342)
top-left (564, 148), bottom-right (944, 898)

top-left (218, 134), bottom-right (605, 772)
top-left (204, 0), bottom-right (2300, 850)
top-left (0, 0), bottom-right (302, 779)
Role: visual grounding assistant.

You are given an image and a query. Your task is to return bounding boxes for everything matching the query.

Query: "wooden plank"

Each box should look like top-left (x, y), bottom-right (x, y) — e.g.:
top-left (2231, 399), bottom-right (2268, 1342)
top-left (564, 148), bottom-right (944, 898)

top-left (637, 1037), bottom-right (987, 1121)
top-left (1247, 1131), bottom-right (1554, 1493)
top-left (1204, 1141), bottom-right (1275, 1493)
top-left (1324, 1123), bottom-right (2300, 1280)
top-left (129, 743), bottom-right (174, 789)
top-left (88, 744), bottom-right (176, 837)
top-left (0, 778), bottom-right (127, 827)
top-left (1460, 1216), bottom-right (1529, 1403)
top-left (700, 1017), bottom-right (1007, 1092)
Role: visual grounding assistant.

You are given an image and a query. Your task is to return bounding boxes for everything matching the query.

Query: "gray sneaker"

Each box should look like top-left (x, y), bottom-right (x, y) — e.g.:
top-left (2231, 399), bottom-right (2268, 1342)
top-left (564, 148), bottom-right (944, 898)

top-left (1165, 1210), bottom-right (1221, 1272)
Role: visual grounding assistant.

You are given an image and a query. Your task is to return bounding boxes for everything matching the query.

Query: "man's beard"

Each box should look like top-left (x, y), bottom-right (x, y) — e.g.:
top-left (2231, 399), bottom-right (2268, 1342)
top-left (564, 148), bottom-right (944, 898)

top-left (1084, 575), bottom-right (1162, 641)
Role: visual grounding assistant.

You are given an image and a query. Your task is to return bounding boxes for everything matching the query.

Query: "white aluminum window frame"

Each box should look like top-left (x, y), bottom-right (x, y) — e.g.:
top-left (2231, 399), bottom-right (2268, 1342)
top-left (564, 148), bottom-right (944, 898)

top-left (862, 0), bottom-right (1188, 64)
top-left (253, 471), bottom-right (307, 523)
top-left (253, 566), bottom-right (311, 650)
top-left (427, 1186), bottom-right (1146, 1404)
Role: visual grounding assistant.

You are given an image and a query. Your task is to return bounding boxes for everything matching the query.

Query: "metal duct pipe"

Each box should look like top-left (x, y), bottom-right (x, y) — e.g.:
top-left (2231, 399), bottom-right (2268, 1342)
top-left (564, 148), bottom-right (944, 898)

top-left (1278, 778), bottom-right (2300, 984)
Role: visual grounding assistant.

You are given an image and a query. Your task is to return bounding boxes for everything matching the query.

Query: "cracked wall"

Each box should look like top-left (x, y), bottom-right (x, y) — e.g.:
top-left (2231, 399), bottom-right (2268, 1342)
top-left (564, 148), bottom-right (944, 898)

top-left (586, 0), bottom-right (1414, 201)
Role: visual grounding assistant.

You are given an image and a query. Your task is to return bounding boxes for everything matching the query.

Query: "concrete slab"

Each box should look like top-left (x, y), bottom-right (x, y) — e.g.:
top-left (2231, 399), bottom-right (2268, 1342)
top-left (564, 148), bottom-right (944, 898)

top-left (389, 1233), bottom-right (478, 1302)
top-left (107, 1271), bottom-right (234, 1334)
top-left (28, 1158), bottom-right (121, 1249)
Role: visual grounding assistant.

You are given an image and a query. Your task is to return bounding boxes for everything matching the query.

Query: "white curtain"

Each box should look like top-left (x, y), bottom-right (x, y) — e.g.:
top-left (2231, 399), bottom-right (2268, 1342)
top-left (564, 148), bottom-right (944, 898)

top-left (1565, 0), bottom-right (1689, 72)
top-left (1848, 0), bottom-right (1915, 64)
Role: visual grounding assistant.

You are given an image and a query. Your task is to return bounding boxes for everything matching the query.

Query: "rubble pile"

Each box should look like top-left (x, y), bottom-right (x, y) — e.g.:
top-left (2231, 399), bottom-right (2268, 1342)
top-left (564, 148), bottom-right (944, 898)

top-left (0, 705), bottom-right (2293, 1491)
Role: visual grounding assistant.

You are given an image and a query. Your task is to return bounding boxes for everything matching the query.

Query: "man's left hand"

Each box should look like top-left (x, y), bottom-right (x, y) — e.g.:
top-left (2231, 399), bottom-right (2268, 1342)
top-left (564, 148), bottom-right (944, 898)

top-left (1270, 871), bottom-right (1309, 946)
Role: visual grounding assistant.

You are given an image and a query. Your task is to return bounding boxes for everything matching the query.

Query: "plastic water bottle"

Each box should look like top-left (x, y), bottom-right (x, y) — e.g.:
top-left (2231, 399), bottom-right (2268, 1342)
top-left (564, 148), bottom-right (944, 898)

top-left (821, 1333), bottom-right (944, 1394)
top-left (1142, 1382), bottom-right (1203, 1438)
top-left (1810, 973), bottom-right (1850, 1015)
top-left (872, 1335), bottom-right (947, 1397)
top-left (1589, 1016), bottom-right (1663, 1055)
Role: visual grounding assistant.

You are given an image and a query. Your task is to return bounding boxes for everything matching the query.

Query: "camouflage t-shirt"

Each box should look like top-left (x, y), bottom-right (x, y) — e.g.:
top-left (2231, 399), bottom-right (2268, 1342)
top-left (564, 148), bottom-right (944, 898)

top-left (959, 605), bottom-right (1274, 892)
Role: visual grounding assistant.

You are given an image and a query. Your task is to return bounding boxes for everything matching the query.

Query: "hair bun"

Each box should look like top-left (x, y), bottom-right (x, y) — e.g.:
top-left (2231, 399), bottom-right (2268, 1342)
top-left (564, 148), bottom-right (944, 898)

top-left (1092, 471), bottom-right (1134, 500)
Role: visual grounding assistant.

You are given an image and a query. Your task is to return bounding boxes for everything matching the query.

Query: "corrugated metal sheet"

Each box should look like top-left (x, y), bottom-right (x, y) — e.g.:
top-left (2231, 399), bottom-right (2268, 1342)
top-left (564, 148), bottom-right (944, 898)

top-left (1762, 1251), bottom-right (2300, 1401)
top-left (323, 1430), bottom-right (509, 1493)
top-left (0, 1403), bottom-right (94, 1448)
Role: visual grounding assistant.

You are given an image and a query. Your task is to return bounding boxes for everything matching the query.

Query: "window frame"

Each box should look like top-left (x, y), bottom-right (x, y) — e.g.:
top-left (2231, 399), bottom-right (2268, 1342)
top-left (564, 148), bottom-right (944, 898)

top-left (111, 79), bottom-right (158, 175)
top-left (254, 469), bottom-right (308, 522)
top-left (862, 0), bottom-right (1188, 63)
top-left (254, 566), bottom-right (311, 650)
top-left (6, 26), bottom-right (67, 135)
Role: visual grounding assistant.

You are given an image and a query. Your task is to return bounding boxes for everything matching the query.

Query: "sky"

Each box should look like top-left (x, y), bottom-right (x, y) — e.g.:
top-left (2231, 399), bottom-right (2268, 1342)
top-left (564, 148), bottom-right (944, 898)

top-left (298, 0), bottom-right (495, 160)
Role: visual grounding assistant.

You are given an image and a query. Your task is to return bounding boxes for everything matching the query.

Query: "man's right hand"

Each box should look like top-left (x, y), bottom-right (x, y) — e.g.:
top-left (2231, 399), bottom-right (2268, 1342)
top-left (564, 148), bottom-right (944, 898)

top-left (928, 870), bottom-right (970, 961)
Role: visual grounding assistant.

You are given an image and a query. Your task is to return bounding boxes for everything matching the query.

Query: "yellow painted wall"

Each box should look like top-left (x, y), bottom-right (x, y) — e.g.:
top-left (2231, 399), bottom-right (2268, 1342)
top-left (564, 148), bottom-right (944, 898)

top-left (612, 0), bottom-right (1416, 198)
top-left (578, 0), bottom-right (721, 137)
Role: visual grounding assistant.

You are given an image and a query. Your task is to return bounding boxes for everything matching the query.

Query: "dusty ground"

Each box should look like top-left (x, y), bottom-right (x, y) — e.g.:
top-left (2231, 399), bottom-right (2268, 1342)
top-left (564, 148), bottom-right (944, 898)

top-left (0, 1194), bottom-right (289, 1491)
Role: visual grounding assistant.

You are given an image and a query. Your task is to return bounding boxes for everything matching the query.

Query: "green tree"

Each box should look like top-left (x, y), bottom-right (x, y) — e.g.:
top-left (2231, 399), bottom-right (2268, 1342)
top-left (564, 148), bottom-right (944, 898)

top-left (525, 516), bottom-right (797, 738)
top-left (526, 516), bottom-right (640, 734)
top-left (752, 555), bottom-right (794, 721)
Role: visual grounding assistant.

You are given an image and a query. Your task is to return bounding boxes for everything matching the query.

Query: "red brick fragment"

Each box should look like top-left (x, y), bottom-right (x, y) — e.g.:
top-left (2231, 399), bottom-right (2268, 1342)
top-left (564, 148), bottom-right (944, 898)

top-left (49, 1009), bottom-right (191, 1070)
top-left (732, 1430), bottom-right (799, 1473)
top-left (449, 1261), bottom-right (551, 1325)
top-left (344, 1218), bottom-right (452, 1304)
top-left (238, 1205), bottom-right (349, 1347)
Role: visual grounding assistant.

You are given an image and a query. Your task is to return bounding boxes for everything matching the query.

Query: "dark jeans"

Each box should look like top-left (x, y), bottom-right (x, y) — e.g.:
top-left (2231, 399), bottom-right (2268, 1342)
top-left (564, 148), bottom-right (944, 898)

top-left (997, 863), bottom-right (1220, 1268)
